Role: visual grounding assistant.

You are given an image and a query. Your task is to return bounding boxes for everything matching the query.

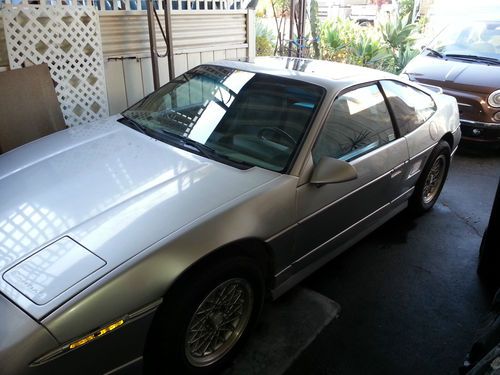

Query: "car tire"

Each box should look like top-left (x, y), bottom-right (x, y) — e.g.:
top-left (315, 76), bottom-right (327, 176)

top-left (143, 256), bottom-right (265, 374)
top-left (409, 140), bottom-right (451, 214)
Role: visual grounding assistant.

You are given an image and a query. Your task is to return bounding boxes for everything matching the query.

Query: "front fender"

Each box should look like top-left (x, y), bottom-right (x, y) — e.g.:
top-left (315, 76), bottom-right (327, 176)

top-left (41, 174), bottom-right (298, 343)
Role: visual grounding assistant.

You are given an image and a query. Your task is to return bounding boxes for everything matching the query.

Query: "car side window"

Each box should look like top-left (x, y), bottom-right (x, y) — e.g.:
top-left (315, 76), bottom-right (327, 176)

top-left (380, 80), bottom-right (436, 135)
top-left (312, 84), bottom-right (396, 163)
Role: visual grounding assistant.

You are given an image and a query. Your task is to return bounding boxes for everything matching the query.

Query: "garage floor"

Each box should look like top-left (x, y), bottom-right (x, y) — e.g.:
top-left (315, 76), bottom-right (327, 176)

top-left (282, 147), bottom-right (500, 375)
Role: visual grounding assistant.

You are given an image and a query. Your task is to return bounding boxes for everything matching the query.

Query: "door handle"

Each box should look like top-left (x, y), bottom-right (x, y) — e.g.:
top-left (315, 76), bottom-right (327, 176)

top-left (390, 169), bottom-right (402, 179)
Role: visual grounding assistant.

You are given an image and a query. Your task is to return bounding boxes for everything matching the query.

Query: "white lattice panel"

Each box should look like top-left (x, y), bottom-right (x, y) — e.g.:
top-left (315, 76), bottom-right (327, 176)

top-left (2, 5), bottom-right (109, 126)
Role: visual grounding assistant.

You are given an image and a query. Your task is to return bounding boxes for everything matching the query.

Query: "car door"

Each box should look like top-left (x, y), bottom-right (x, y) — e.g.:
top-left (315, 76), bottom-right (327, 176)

top-left (378, 80), bottom-right (440, 196)
top-left (292, 83), bottom-right (410, 271)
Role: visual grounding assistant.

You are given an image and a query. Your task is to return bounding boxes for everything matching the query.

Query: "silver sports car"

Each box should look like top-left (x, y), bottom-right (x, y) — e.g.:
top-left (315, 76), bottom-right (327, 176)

top-left (0, 57), bottom-right (460, 374)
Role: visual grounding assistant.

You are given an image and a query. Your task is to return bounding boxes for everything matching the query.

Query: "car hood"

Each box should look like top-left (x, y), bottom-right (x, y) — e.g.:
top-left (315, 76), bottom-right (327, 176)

top-left (404, 54), bottom-right (500, 93)
top-left (0, 116), bottom-right (279, 315)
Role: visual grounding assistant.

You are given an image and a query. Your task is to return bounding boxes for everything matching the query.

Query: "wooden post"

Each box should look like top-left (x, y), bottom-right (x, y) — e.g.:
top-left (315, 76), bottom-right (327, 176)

top-left (247, 8), bottom-right (255, 61)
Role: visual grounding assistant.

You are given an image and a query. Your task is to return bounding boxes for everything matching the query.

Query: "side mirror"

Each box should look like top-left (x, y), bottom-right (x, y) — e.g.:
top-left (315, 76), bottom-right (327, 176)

top-left (310, 156), bottom-right (358, 185)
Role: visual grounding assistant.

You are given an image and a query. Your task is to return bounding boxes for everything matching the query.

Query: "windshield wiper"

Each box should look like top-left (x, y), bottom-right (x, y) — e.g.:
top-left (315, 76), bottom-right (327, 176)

top-left (184, 138), bottom-right (254, 169)
top-left (423, 47), bottom-right (444, 59)
top-left (119, 115), bottom-right (149, 135)
top-left (183, 137), bottom-right (221, 159)
top-left (150, 128), bottom-right (253, 169)
top-left (445, 54), bottom-right (500, 65)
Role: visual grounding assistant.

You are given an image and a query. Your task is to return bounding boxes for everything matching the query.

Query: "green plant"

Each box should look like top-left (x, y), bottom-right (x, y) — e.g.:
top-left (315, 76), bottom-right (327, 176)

top-left (398, 0), bottom-right (414, 16)
top-left (392, 45), bottom-right (419, 72)
top-left (380, 13), bottom-right (416, 50)
top-left (320, 18), bottom-right (358, 61)
top-left (255, 8), bottom-right (266, 17)
top-left (255, 18), bottom-right (275, 56)
top-left (347, 34), bottom-right (388, 67)
top-left (256, 18), bottom-right (275, 40)
top-left (309, 0), bottom-right (321, 59)
top-left (378, 13), bottom-right (419, 73)
top-left (256, 36), bottom-right (274, 56)
top-left (317, 11), bottom-right (419, 74)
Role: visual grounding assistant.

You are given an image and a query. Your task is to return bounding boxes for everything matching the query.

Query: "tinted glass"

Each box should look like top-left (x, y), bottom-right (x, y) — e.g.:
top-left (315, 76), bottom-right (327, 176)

top-left (123, 65), bottom-right (324, 172)
top-left (380, 80), bottom-right (436, 135)
top-left (313, 84), bottom-right (396, 163)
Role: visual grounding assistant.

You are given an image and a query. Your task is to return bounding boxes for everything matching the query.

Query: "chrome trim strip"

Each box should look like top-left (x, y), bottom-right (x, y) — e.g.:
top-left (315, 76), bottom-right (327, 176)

top-left (128, 299), bottom-right (162, 319)
top-left (294, 202), bottom-right (391, 265)
top-left (273, 189), bottom-right (415, 279)
top-left (266, 224), bottom-right (298, 243)
top-left (104, 356), bottom-right (143, 375)
top-left (298, 171), bottom-right (391, 225)
top-left (461, 119), bottom-right (500, 127)
top-left (407, 164), bottom-right (422, 179)
top-left (458, 102), bottom-right (473, 108)
top-left (390, 187), bottom-right (414, 204)
top-left (393, 160), bottom-right (407, 170)
top-left (275, 265), bottom-right (292, 279)
top-left (271, 202), bottom-right (408, 299)
top-left (391, 170), bottom-right (402, 179)
top-left (409, 142), bottom-right (436, 162)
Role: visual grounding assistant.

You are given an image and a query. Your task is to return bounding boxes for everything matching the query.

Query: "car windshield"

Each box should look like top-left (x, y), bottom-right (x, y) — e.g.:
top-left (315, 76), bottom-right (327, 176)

top-left (122, 65), bottom-right (324, 172)
top-left (428, 21), bottom-right (500, 62)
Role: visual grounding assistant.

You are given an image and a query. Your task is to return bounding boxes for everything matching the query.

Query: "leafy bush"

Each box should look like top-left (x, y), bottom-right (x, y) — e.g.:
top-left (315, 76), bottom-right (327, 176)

top-left (256, 36), bottom-right (274, 56)
top-left (348, 34), bottom-right (388, 67)
top-left (309, 0), bottom-right (321, 58)
top-left (318, 13), bottom-right (419, 74)
top-left (398, 0), bottom-right (415, 16)
top-left (257, 6), bottom-right (420, 73)
top-left (320, 18), bottom-right (387, 68)
top-left (378, 13), bottom-right (419, 73)
top-left (320, 18), bottom-right (357, 61)
top-left (256, 19), bottom-right (275, 56)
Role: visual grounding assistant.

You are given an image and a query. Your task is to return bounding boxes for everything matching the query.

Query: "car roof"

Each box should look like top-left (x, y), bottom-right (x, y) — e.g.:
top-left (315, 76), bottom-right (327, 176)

top-left (209, 56), bottom-right (396, 93)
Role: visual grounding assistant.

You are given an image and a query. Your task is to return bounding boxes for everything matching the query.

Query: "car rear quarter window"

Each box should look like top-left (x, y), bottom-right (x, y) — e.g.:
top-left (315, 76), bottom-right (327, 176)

top-left (312, 84), bottom-right (396, 163)
top-left (380, 80), bottom-right (436, 135)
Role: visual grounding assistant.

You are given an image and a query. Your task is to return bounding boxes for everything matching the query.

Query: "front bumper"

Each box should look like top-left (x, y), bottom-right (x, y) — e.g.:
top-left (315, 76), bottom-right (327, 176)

top-left (460, 120), bottom-right (500, 144)
top-left (0, 292), bottom-right (156, 375)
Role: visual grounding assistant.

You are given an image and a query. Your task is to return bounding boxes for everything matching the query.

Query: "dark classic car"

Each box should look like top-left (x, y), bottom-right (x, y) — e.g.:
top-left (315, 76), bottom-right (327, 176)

top-left (403, 20), bottom-right (500, 146)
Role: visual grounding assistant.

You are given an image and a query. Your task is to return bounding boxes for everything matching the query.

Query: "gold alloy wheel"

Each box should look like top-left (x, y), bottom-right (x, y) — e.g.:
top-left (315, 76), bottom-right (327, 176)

top-left (422, 154), bottom-right (446, 205)
top-left (184, 278), bottom-right (253, 367)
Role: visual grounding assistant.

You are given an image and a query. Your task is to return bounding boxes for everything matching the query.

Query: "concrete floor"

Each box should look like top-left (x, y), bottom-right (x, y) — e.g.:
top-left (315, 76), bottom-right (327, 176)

top-left (283, 147), bottom-right (500, 375)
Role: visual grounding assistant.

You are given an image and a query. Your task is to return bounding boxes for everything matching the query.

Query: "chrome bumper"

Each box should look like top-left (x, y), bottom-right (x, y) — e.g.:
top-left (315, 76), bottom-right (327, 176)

top-left (460, 120), bottom-right (500, 143)
top-left (461, 119), bottom-right (500, 129)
